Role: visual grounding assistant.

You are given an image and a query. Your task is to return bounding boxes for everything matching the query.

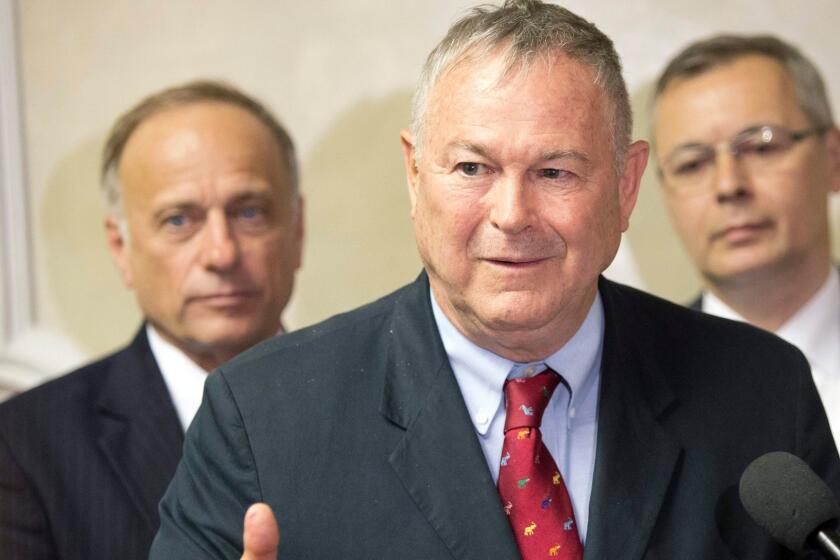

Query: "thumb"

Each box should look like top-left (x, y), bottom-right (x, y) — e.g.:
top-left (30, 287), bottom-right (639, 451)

top-left (241, 503), bottom-right (280, 560)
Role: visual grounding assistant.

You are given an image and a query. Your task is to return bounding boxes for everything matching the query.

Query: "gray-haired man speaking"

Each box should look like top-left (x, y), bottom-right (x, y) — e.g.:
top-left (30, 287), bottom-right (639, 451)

top-left (152, 3), bottom-right (839, 559)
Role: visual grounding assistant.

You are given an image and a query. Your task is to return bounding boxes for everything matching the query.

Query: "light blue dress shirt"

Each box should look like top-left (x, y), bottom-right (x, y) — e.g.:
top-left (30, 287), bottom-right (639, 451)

top-left (430, 290), bottom-right (604, 541)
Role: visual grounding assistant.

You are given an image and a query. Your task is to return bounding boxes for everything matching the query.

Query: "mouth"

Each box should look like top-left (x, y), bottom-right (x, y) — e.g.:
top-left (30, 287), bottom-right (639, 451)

top-left (483, 257), bottom-right (550, 269)
top-left (188, 290), bottom-right (261, 307)
top-left (712, 220), bottom-right (773, 244)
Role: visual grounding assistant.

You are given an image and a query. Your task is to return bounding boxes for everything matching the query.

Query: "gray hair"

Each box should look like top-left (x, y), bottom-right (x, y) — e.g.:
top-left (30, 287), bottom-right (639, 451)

top-left (409, 0), bottom-right (632, 172)
top-left (101, 79), bottom-right (298, 215)
top-left (654, 34), bottom-right (834, 130)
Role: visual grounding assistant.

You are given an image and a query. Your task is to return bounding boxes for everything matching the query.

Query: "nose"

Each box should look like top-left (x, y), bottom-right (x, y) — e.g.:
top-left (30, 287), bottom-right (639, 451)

top-left (200, 210), bottom-right (239, 271)
top-left (488, 174), bottom-right (534, 234)
top-left (713, 149), bottom-right (751, 203)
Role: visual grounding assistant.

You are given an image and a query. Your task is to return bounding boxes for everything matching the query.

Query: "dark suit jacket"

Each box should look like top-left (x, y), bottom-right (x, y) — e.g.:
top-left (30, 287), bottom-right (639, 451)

top-left (0, 328), bottom-right (184, 560)
top-left (151, 275), bottom-right (840, 559)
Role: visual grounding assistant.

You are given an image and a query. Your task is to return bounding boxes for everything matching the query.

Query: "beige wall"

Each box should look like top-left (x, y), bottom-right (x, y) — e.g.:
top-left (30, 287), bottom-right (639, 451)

top-left (12, 0), bottom-right (840, 373)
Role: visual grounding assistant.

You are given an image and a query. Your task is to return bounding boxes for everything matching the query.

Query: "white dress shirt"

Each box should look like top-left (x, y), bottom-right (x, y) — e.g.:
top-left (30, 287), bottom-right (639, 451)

top-left (703, 268), bottom-right (840, 449)
top-left (431, 290), bottom-right (604, 541)
top-left (146, 325), bottom-right (209, 432)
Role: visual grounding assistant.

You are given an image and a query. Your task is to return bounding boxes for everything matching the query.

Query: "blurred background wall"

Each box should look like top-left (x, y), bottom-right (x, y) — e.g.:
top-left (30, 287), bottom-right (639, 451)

top-left (1, 0), bottom-right (838, 395)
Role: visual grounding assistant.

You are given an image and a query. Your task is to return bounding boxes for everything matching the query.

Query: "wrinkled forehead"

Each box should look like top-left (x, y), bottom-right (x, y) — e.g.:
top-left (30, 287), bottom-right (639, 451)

top-left (428, 48), bottom-right (608, 122)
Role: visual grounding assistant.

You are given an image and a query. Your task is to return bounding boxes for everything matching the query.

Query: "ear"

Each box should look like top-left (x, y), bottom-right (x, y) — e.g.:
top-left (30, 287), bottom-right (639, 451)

top-left (104, 215), bottom-right (134, 289)
top-left (825, 126), bottom-right (840, 194)
top-left (400, 129), bottom-right (420, 217)
top-left (292, 194), bottom-right (305, 269)
top-left (617, 140), bottom-right (650, 232)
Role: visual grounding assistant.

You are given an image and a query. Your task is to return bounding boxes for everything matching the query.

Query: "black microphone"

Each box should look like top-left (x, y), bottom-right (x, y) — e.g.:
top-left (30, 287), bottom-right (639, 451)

top-left (739, 451), bottom-right (840, 559)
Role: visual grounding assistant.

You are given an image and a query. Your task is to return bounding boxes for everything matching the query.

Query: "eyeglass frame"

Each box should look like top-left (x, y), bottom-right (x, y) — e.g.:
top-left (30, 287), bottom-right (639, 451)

top-left (657, 124), bottom-right (829, 192)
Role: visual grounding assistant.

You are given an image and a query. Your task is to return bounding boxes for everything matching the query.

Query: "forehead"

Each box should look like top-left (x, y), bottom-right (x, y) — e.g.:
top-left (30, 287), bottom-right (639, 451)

top-left (123, 101), bottom-right (282, 168)
top-left (655, 55), bottom-right (807, 148)
top-left (425, 50), bottom-right (612, 153)
top-left (118, 101), bottom-right (287, 203)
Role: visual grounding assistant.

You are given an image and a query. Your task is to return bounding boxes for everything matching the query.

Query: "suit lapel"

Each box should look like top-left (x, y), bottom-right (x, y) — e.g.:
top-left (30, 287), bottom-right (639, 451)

top-left (583, 279), bottom-right (681, 560)
top-left (382, 275), bottom-right (521, 560)
top-left (95, 328), bottom-right (184, 529)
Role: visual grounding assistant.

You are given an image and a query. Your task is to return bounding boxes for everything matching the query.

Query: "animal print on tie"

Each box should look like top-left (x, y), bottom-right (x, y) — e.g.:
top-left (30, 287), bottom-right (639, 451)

top-left (497, 370), bottom-right (583, 560)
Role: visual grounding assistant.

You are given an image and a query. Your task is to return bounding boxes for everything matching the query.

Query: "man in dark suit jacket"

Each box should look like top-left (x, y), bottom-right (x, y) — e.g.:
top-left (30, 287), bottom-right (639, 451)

top-left (152, 2), bottom-right (840, 559)
top-left (154, 274), bottom-right (838, 560)
top-left (0, 330), bottom-right (182, 559)
top-left (0, 80), bottom-right (304, 559)
top-left (651, 35), bottom-right (840, 446)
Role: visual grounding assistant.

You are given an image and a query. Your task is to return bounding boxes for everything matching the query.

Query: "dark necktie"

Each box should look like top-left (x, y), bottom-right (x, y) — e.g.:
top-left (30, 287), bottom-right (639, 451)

top-left (497, 369), bottom-right (583, 559)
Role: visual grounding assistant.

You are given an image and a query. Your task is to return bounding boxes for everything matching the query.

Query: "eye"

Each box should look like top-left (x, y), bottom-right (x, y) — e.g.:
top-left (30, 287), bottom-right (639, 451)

top-left (230, 202), bottom-right (271, 233)
top-left (674, 160), bottom-right (705, 175)
top-left (456, 162), bottom-right (490, 177)
top-left (163, 213), bottom-right (189, 228)
top-left (238, 205), bottom-right (264, 220)
top-left (539, 168), bottom-right (572, 180)
top-left (159, 210), bottom-right (201, 240)
top-left (671, 155), bottom-right (713, 176)
top-left (739, 139), bottom-right (785, 157)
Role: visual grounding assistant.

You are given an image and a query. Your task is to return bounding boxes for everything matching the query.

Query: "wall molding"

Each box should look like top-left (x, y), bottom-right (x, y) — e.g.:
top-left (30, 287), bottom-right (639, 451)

top-left (0, 0), bottom-right (34, 339)
top-left (0, 0), bottom-right (50, 394)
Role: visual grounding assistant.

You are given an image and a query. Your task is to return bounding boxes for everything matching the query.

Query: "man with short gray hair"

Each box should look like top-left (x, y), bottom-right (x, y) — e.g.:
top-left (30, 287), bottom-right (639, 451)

top-left (153, 3), bottom-right (839, 559)
top-left (653, 35), bottom-right (840, 446)
top-left (0, 80), bottom-right (303, 560)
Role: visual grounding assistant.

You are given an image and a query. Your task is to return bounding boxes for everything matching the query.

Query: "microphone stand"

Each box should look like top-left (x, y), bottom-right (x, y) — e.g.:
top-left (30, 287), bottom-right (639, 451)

top-left (813, 524), bottom-right (840, 560)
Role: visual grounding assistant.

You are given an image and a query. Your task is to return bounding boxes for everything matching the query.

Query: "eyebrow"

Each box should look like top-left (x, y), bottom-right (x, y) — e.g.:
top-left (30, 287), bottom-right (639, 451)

top-left (446, 141), bottom-right (493, 160)
top-left (667, 142), bottom-right (710, 155)
top-left (151, 188), bottom-right (274, 215)
top-left (539, 149), bottom-right (590, 164)
top-left (668, 124), bottom-right (772, 155)
top-left (446, 141), bottom-right (591, 164)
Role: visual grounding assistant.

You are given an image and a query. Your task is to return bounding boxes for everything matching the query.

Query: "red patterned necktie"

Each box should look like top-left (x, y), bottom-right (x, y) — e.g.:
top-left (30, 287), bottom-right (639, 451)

top-left (498, 369), bottom-right (583, 560)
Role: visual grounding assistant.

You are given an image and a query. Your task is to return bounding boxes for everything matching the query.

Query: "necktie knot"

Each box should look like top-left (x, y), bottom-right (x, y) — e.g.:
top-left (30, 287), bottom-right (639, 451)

top-left (503, 369), bottom-right (560, 432)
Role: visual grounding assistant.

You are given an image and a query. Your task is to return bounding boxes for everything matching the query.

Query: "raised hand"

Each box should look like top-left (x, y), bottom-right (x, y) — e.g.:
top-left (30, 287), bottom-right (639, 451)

top-left (241, 503), bottom-right (280, 560)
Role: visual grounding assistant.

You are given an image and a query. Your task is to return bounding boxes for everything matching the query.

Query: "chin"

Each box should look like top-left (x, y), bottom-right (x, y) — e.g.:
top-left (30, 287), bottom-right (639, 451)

top-left (709, 250), bottom-right (782, 280)
top-left (195, 322), bottom-right (273, 352)
top-left (474, 298), bottom-right (557, 333)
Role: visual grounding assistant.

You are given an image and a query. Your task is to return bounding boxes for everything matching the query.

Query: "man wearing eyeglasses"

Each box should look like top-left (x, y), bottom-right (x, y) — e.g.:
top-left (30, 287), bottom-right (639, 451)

top-left (653, 35), bottom-right (840, 445)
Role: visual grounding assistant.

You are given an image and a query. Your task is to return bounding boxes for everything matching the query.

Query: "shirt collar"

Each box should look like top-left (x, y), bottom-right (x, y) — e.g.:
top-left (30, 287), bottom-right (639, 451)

top-left (776, 267), bottom-right (840, 376)
top-left (146, 325), bottom-right (209, 431)
top-left (702, 267), bottom-right (840, 376)
top-left (431, 289), bottom-right (605, 435)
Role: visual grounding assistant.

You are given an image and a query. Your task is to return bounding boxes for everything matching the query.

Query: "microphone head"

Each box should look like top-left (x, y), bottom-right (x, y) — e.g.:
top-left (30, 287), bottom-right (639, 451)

top-left (739, 451), bottom-right (840, 552)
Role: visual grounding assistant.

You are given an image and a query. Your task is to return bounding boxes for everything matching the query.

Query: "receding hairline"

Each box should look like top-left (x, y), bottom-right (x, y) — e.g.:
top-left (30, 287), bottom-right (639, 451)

top-left (101, 80), bottom-right (299, 216)
top-left (124, 99), bottom-right (291, 170)
top-left (651, 52), bottom-right (810, 159)
top-left (657, 52), bottom-right (788, 101)
top-left (651, 34), bottom-right (834, 140)
top-left (119, 99), bottom-right (291, 170)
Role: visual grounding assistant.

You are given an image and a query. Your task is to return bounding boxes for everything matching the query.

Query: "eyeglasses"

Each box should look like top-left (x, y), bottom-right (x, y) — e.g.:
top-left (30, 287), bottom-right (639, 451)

top-left (659, 124), bottom-right (828, 195)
